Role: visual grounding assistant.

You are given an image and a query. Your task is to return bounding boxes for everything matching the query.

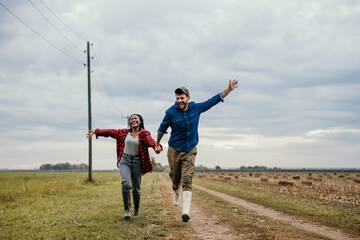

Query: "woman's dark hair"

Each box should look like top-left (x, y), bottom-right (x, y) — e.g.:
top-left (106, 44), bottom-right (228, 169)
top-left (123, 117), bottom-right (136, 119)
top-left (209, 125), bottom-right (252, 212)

top-left (129, 114), bottom-right (145, 132)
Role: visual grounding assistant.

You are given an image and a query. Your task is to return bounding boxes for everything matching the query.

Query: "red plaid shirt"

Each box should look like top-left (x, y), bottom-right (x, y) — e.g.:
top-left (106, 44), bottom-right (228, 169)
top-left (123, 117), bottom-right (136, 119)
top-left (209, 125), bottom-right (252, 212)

top-left (94, 128), bottom-right (161, 175)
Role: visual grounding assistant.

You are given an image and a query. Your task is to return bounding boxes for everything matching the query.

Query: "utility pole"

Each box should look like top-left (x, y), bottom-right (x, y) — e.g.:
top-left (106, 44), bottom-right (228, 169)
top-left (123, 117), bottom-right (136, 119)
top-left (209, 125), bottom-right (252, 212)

top-left (87, 41), bottom-right (93, 182)
top-left (121, 115), bottom-right (130, 128)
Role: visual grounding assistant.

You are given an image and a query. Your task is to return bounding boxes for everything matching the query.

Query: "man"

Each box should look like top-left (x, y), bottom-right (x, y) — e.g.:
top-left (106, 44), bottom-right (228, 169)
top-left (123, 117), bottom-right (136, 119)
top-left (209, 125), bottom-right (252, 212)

top-left (154, 79), bottom-right (238, 222)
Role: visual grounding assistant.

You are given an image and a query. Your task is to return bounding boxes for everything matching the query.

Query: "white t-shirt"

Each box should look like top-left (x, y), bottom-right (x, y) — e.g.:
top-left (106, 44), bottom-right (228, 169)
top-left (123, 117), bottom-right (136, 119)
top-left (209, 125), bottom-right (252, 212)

top-left (123, 132), bottom-right (140, 155)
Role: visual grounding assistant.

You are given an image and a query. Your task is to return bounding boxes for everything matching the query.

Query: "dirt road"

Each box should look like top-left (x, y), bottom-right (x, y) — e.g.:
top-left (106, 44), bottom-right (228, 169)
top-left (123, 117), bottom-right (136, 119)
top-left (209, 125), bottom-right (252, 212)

top-left (159, 174), bottom-right (239, 239)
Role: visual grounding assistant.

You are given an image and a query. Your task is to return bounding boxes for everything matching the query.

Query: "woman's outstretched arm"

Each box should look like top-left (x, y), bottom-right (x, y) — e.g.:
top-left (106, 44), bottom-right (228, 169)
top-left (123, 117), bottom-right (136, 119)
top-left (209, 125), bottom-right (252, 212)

top-left (87, 129), bottom-right (120, 139)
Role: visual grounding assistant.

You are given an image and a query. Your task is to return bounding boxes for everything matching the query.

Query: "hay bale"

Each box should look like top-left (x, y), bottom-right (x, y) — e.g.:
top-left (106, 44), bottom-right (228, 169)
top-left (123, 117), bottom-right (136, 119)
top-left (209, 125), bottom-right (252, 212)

top-left (278, 181), bottom-right (294, 186)
top-left (302, 181), bottom-right (312, 186)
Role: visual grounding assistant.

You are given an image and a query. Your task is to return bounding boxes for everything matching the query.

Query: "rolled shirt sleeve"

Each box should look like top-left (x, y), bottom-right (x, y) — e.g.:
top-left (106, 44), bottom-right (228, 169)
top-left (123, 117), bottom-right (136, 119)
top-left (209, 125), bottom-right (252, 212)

top-left (157, 110), bottom-right (172, 136)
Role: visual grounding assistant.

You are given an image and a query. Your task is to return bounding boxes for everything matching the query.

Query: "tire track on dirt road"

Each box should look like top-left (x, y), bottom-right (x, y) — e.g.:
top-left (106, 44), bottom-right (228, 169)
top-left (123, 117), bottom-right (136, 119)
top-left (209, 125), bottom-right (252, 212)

top-left (193, 184), bottom-right (359, 240)
top-left (158, 174), bottom-right (239, 240)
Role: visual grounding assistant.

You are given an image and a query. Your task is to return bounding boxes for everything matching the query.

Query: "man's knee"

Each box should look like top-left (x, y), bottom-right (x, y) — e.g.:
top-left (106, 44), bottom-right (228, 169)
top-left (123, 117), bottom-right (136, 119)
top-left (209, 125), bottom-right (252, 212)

top-left (182, 175), bottom-right (193, 191)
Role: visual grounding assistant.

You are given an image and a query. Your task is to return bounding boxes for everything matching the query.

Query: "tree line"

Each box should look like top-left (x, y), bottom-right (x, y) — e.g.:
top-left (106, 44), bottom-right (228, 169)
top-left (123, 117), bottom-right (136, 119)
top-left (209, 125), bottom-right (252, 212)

top-left (39, 163), bottom-right (88, 171)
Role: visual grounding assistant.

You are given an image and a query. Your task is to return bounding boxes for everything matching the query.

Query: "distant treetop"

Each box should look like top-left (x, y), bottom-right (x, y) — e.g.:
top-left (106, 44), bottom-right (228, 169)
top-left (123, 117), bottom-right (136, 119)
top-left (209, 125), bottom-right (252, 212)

top-left (39, 163), bottom-right (88, 171)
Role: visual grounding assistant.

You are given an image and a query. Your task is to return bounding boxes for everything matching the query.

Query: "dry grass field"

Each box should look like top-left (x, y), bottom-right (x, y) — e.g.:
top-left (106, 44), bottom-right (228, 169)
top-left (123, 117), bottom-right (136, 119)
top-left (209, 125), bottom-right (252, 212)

top-left (193, 171), bottom-right (360, 237)
top-left (196, 171), bottom-right (360, 206)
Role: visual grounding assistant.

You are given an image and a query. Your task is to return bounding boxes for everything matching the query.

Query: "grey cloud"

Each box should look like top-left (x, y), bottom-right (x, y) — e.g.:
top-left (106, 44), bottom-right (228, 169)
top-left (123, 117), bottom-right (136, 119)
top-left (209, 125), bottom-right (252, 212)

top-left (0, 0), bottom-right (359, 169)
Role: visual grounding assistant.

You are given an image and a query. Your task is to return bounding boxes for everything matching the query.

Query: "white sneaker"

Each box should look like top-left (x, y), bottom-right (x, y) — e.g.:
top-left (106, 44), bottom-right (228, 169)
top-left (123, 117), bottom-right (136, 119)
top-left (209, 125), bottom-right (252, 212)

top-left (173, 187), bottom-right (182, 206)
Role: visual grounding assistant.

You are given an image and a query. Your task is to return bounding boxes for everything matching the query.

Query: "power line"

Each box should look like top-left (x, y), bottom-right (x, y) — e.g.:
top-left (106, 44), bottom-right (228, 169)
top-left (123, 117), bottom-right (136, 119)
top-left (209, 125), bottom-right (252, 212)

top-left (27, 0), bottom-right (83, 51)
top-left (91, 52), bottom-right (113, 96)
top-left (38, 0), bottom-right (88, 42)
top-left (91, 44), bottom-right (126, 117)
top-left (91, 71), bottom-right (126, 119)
top-left (0, 2), bottom-right (85, 66)
top-left (91, 58), bottom-right (126, 117)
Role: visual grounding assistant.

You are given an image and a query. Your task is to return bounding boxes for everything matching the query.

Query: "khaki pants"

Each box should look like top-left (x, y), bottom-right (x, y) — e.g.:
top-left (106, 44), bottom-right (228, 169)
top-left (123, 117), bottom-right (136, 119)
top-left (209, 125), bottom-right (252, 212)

top-left (167, 146), bottom-right (197, 192)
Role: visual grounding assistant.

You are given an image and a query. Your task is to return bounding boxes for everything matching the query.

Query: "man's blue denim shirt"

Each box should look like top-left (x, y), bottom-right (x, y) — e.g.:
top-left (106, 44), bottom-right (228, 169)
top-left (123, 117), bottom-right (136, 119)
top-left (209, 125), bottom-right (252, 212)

top-left (157, 93), bottom-right (224, 152)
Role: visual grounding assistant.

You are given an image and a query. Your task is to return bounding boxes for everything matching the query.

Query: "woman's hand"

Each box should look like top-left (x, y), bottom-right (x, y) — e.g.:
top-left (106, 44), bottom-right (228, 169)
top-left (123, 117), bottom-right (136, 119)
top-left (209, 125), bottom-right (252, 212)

top-left (154, 144), bottom-right (162, 154)
top-left (87, 130), bottom-right (95, 138)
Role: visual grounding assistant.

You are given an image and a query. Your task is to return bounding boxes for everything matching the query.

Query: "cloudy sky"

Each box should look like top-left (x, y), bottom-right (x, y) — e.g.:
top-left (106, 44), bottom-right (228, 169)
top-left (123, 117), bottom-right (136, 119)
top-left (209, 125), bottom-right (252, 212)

top-left (1, 0), bottom-right (359, 170)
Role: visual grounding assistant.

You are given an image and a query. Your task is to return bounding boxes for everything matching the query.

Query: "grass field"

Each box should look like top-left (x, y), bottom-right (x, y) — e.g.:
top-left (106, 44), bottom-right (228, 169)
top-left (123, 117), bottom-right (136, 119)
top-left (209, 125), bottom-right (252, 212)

top-left (0, 171), bottom-right (191, 240)
top-left (1, 171), bottom-right (359, 239)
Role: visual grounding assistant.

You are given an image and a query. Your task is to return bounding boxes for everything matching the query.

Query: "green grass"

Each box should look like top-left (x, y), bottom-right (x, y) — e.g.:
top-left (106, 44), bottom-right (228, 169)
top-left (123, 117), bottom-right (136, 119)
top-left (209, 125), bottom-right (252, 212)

top-left (0, 171), bottom-right (190, 240)
top-left (193, 177), bottom-right (360, 237)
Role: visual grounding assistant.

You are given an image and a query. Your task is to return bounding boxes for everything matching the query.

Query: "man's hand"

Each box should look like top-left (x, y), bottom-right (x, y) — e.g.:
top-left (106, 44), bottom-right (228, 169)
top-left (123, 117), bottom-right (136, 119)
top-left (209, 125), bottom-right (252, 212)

top-left (222, 79), bottom-right (238, 98)
top-left (154, 135), bottom-right (163, 154)
top-left (228, 79), bottom-right (238, 91)
top-left (87, 130), bottom-right (95, 138)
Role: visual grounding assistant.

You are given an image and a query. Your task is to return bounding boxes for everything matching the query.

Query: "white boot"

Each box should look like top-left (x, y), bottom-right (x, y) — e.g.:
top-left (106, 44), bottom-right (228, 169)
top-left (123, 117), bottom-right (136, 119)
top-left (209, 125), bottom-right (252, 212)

top-left (182, 191), bottom-right (192, 222)
top-left (173, 187), bottom-right (182, 206)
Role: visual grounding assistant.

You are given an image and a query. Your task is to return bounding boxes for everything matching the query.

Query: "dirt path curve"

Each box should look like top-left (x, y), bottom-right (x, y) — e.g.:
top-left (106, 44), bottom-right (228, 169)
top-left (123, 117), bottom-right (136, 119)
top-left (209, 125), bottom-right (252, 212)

top-left (158, 174), bottom-right (239, 240)
top-left (193, 184), bottom-right (359, 240)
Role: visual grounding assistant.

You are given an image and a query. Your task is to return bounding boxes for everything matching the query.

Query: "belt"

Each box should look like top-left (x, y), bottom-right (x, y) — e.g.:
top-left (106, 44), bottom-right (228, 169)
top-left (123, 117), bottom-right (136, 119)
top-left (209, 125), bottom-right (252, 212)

top-left (123, 153), bottom-right (140, 159)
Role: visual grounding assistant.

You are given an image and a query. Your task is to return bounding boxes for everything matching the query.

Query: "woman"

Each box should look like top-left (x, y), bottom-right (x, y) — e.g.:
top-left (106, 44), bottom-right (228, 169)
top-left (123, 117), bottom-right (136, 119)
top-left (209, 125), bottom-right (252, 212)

top-left (87, 114), bottom-right (162, 219)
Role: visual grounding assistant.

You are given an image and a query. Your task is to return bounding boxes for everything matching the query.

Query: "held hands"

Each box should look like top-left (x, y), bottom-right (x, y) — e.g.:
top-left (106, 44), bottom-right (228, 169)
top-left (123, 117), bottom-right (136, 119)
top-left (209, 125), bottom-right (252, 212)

top-left (154, 144), bottom-right (162, 154)
top-left (87, 130), bottom-right (95, 138)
